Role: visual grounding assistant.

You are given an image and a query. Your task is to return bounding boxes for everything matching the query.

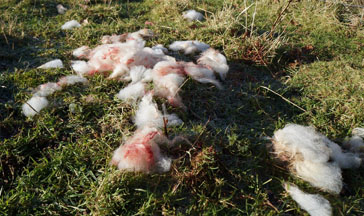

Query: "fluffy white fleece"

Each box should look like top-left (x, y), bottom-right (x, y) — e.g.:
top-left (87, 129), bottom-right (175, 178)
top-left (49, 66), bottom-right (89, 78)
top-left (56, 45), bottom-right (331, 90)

top-left (169, 40), bottom-right (210, 55)
top-left (116, 82), bottom-right (146, 102)
top-left (134, 94), bottom-right (183, 129)
top-left (284, 183), bottom-right (332, 216)
top-left (22, 96), bottom-right (49, 117)
top-left (37, 59), bottom-right (64, 69)
top-left (111, 127), bottom-right (171, 173)
top-left (61, 20), bottom-right (81, 30)
top-left (129, 66), bottom-right (153, 83)
top-left (272, 124), bottom-right (344, 194)
top-left (182, 10), bottom-right (204, 21)
top-left (184, 62), bottom-right (222, 89)
top-left (33, 82), bottom-right (62, 97)
top-left (197, 48), bottom-right (229, 80)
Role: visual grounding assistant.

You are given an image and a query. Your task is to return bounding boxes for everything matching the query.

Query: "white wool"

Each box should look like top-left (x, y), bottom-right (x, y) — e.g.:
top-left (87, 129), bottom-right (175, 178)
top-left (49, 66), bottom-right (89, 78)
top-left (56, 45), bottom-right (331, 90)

top-left (33, 82), bottom-right (62, 97)
top-left (273, 124), bottom-right (331, 163)
top-left (182, 10), bottom-right (204, 21)
top-left (58, 75), bottom-right (88, 86)
top-left (327, 142), bottom-right (361, 169)
top-left (37, 59), bottom-right (64, 69)
top-left (22, 96), bottom-right (49, 117)
top-left (169, 40), bottom-right (210, 55)
top-left (71, 60), bottom-right (94, 76)
top-left (294, 160), bottom-right (342, 194)
top-left (87, 40), bottom-right (144, 76)
top-left (284, 183), bottom-right (332, 216)
top-left (152, 44), bottom-right (168, 54)
top-left (184, 63), bottom-right (222, 89)
top-left (197, 48), bottom-right (229, 80)
top-left (56, 4), bottom-right (67, 14)
top-left (110, 127), bottom-right (171, 173)
top-left (155, 156), bottom-right (172, 173)
top-left (111, 127), bottom-right (162, 173)
top-left (72, 46), bottom-right (91, 59)
top-left (116, 82), bottom-right (146, 102)
top-left (129, 66), bottom-right (153, 83)
top-left (130, 47), bottom-right (171, 69)
top-left (346, 135), bottom-right (364, 153)
top-left (108, 64), bottom-right (130, 79)
top-left (352, 127), bottom-right (364, 138)
top-left (134, 94), bottom-right (182, 129)
top-left (61, 20), bottom-right (81, 30)
top-left (272, 124), bottom-right (344, 194)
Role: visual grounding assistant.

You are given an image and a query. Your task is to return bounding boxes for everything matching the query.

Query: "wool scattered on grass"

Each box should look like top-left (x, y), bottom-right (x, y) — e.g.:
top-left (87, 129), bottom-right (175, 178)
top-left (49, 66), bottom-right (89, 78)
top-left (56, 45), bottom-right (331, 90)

top-left (22, 96), bottom-right (49, 117)
top-left (272, 124), bottom-right (362, 194)
top-left (26, 27), bottom-right (229, 173)
top-left (182, 10), bottom-right (204, 21)
top-left (61, 20), bottom-right (81, 30)
top-left (22, 75), bottom-right (87, 117)
top-left (284, 183), bottom-right (332, 216)
top-left (37, 59), bottom-right (64, 69)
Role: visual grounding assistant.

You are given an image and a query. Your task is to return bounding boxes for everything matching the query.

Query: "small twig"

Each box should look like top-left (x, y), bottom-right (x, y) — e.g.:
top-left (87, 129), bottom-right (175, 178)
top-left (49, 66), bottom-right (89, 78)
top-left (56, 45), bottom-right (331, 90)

top-left (269, 0), bottom-right (293, 38)
top-left (259, 86), bottom-right (307, 113)
top-left (162, 103), bottom-right (169, 138)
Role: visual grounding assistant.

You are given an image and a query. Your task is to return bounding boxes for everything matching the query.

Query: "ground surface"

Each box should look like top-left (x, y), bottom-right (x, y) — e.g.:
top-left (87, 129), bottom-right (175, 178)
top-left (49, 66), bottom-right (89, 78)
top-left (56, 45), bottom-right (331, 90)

top-left (1, 0), bottom-right (364, 215)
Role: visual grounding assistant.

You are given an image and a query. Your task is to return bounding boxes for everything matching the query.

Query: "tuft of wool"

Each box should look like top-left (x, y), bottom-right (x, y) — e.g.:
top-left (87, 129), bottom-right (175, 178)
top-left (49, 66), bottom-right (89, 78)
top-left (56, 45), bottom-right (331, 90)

top-left (57, 75), bottom-right (88, 86)
top-left (110, 127), bottom-right (171, 173)
top-left (134, 94), bottom-right (183, 129)
top-left (327, 142), bottom-right (361, 169)
top-left (284, 183), bottom-right (332, 216)
top-left (346, 135), bottom-right (364, 153)
top-left (182, 10), bottom-right (204, 21)
top-left (116, 82), bottom-right (146, 102)
top-left (71, 60), bottom-right (94, 76)
top-left (33, 82), bottom-right (62, 97)
top-left (129, 66), bottom-right (153, 83)
top-left (72, 46), bottom-right (91, 59)
top-left (272, 124), bottom-right (343, 194)
top-left (184, 62), bottom-right (222, 89)
top-left (22, 96), bottom-right (49, 117)
top-left (37, 59), bottom-right (64, 69)
top-left (152, 44), bottom-right (168, 54)
top-left (111, 127), bottom-right (163, 173)
top-left (293, 160), bottom-right (342, 194)
top-left (169, 40), bottom-right (210, 55)
top-left (197, 48), bottom-right (229, 80)
top-left (61, 20), bottom-right (81, 30)
top-left (56, 4), bottom-right (67, 14)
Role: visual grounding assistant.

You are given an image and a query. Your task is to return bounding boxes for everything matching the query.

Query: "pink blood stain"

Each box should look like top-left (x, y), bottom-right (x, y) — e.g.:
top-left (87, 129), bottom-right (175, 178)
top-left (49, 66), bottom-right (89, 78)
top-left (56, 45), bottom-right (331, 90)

top-left (123, 131), bottom-right (159, 169)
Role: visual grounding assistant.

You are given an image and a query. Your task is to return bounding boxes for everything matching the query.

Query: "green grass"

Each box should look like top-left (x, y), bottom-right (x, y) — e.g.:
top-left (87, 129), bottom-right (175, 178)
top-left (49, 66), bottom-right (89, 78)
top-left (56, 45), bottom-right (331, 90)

top-left (1, 0), bottom-right (364, 215)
